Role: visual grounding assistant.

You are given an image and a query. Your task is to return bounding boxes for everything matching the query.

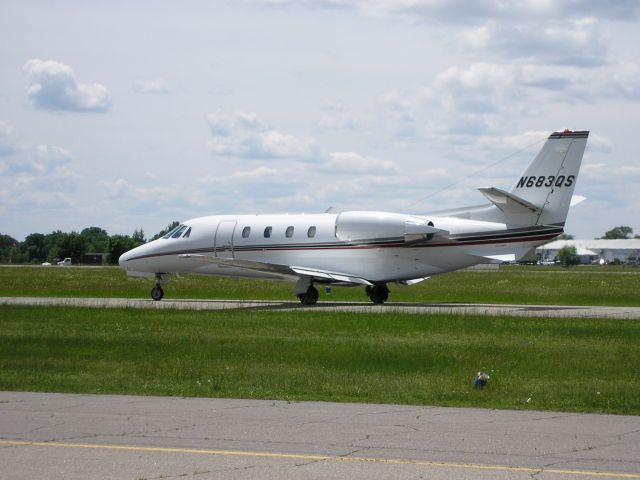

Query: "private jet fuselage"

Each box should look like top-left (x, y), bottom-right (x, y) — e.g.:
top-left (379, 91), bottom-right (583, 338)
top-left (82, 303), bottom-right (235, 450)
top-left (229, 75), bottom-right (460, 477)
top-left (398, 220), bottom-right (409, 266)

top-left (119, 130), bottom-right (589, 304)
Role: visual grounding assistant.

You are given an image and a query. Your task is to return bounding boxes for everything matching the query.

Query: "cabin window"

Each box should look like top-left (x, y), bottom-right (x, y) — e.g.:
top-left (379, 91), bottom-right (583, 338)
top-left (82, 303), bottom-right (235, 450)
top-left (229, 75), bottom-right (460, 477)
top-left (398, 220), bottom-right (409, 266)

top-left (171, 225), bottom-right (187, 238)
top-left (286, 226), bottom-right (294, 238)
top-left (307, 226), bottom-right (316, 238)
top-left (183, 227), bottom-right (191, 238)
top-left (242, 226), bottom-right (251, 238)
top-left (264, 226), bottom-right (272, 238)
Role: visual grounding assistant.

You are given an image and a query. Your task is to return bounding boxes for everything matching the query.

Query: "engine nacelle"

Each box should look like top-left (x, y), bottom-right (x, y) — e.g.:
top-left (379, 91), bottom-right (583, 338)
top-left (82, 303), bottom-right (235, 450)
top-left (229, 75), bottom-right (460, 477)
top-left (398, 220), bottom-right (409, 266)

top-left (335, 211), bottom-right (438, 242)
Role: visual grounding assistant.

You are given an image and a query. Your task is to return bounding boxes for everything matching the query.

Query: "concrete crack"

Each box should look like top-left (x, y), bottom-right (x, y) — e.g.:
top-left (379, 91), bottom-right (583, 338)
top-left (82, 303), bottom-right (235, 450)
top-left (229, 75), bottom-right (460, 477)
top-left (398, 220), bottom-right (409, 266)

top-left (149, 470), bottom-right (213, 479)
top-left (26, 420), bottom-right (66, 434)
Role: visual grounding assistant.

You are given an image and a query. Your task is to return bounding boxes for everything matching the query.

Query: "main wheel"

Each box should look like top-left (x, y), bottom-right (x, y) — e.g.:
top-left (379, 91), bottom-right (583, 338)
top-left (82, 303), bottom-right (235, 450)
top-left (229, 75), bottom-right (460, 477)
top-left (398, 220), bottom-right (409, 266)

top-left (369, 284), bottom-right (389, 304)
top-left (298, 285), bottom-right (319, 305)
top-left (151, 285), bottom-right (164, 301)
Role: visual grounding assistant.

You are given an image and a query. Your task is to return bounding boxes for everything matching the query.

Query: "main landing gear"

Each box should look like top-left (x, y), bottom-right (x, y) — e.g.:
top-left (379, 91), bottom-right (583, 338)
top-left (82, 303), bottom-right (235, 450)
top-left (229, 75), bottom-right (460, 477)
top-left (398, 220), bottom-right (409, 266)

top-left (151, 285), bottom-right (164, 301)
top-left (293, 277), bottom-right (390, 306)
top-left (298, 285), bottom-right (319, 305)
top-left (366, 284), bottom-right (389, 304)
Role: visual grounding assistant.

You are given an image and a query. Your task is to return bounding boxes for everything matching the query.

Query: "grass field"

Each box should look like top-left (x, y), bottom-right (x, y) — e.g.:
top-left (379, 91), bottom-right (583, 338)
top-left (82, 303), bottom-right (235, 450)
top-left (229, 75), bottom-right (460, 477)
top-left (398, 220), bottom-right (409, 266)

top-left (1, 265), bottom-right (639, 306)
top-left (1, 266), bottom-right (638, 414)
top-left (1, 305), bottom-right (639, 414)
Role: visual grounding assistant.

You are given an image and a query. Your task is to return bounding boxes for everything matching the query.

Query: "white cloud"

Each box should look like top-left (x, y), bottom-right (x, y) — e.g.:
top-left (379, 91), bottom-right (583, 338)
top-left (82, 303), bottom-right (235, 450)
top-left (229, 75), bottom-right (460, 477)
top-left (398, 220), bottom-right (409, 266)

top-left (1, 144), bottom-right (73, 178)
top-left (0, 143), bottom-right (79, 222)
top-left (433, 63), bottom-right (516, 113)
top-left (298, 0), bottom-right (639, 24)
top-left (267, 1), bottom-right (630, 67)
top-left (100, 178), bottom-right (171, 201)
top-left (377, 59), bottom-right (640, 146)
top-left (0, 123), bottom-right (79, 205)
top-left (325, 151), bottom-right (399, 174)
top-left (478, 130), bottom-right (549, 151)
top-left (206, 111), bottom-right (319, 160)
top-left (467, 19), bottom-right (608, 67)
top-left (23, 59), bottom-right (112, 112)
top-left (605, 62), bottom-right (640, 100)
top-left (0, 121), bottom-right (17, 156)
top-left (317, 103), bottom-right (359, 132)
top-left (133, 77), bottom-right (170, 94)
top-left (582, 162), bottom-right (640, 180)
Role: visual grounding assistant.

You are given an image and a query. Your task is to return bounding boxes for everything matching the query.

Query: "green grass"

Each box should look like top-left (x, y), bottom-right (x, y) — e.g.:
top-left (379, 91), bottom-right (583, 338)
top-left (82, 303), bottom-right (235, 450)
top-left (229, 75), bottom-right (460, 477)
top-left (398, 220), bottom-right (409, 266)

top-left (1, 305), bottom-right (639, 414)
top-left (1, 265), bottom-right (639, 306)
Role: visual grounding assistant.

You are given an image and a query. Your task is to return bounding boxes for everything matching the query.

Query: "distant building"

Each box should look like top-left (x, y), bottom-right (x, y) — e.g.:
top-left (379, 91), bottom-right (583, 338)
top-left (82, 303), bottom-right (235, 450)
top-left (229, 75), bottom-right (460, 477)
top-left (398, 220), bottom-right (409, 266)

top-left (81, 253), bottom-right (104, 265)
top-left (536, 239), bottom-right (640, 264)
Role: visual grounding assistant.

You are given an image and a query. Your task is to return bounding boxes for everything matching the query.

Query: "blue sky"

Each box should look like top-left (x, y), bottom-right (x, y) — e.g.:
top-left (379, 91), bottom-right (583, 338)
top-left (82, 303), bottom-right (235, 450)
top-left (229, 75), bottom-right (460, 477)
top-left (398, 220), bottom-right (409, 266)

top-left (1, 1), bottom-right (639, 240)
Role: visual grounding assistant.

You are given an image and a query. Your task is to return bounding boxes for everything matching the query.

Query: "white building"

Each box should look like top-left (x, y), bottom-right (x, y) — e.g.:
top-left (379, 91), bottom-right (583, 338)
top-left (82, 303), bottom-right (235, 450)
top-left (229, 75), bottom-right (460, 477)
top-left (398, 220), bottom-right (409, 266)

top-left (536, 239), bottom-right (640, 264)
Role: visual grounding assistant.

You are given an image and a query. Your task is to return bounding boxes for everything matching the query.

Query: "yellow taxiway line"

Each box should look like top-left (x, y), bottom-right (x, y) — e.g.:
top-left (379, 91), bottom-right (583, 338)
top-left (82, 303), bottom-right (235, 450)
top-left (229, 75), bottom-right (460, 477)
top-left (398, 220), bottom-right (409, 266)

top-left (1, 439), bottom-right (638, 478)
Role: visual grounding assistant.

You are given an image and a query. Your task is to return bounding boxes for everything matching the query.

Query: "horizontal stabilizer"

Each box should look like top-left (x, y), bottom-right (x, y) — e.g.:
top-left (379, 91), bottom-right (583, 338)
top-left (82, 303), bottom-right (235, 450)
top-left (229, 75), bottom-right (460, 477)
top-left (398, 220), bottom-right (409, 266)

top-left (570, 195), bottom-right (586, 207)
top-left (478, 187), bottom-right (540, 214)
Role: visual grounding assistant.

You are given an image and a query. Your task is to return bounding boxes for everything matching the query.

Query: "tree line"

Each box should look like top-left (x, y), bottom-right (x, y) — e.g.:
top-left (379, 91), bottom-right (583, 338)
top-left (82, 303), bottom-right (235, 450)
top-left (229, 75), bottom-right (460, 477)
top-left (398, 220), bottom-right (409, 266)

top-left (0, 221), bottom-right (179, 265)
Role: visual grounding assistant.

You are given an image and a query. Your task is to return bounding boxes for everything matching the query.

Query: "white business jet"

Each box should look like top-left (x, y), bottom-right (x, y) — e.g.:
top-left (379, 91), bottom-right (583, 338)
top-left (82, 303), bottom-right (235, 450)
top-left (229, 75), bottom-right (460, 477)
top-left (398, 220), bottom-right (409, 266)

top-left (119, 130), bottom-right (589, 304)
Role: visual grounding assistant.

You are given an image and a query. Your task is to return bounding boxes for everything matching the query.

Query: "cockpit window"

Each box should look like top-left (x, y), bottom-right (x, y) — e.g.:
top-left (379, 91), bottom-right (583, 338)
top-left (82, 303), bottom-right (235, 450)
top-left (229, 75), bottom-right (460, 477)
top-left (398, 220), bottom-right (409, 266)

top-left (162, 225), bottom-right (182, 239)
top-left (171, 225), bottom-right (188, 238)
top-left (162, 224), bottom-right (191, 239)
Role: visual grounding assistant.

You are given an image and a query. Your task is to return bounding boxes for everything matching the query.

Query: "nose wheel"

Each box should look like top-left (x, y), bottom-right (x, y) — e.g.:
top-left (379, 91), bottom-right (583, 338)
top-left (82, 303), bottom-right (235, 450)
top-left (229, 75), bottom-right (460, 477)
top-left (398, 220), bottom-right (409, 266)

top-left (151, 285), bottom-right (164, 301)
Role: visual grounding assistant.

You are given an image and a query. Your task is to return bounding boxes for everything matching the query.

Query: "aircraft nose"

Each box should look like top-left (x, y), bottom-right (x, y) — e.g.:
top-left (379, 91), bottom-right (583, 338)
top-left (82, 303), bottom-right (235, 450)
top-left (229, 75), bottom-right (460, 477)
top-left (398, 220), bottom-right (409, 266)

top-left (118, 249), bottom-right (132, 268)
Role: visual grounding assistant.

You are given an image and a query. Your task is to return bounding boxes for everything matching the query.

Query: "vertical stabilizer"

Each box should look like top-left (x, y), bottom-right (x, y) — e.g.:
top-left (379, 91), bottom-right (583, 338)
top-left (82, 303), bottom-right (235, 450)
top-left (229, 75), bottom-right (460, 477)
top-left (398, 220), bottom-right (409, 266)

top-left (508, 130), bottom-right (588, 226)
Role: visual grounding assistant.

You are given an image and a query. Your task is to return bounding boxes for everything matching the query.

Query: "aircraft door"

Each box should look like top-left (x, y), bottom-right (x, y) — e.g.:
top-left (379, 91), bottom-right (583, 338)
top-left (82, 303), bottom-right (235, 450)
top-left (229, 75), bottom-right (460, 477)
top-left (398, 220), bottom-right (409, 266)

top-left (214, 220), bottom-right (236, 259)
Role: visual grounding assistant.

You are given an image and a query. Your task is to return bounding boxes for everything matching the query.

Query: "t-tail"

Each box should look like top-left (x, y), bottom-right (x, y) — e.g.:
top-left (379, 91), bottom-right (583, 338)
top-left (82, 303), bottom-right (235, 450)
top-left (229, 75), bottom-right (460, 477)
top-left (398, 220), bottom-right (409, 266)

top-left (476, 130), bottom-right (589, 228)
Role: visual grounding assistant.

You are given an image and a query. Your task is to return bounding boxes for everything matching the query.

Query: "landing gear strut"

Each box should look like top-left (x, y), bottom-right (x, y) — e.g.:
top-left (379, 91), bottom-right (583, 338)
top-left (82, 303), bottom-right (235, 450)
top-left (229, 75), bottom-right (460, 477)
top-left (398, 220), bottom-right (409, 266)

top-left (298, 285), bottom-right (319, 305)
top-left (151, 285), bottom-right (164, 301)
top-left (366, 284), bottom-right (389, 304)
top-left (150, 273), bottom-right (170, 301)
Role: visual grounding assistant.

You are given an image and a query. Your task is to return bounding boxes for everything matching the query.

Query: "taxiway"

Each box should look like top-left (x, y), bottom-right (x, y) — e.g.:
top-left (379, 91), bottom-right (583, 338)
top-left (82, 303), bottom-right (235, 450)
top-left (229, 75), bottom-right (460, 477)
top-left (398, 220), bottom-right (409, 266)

top-left (1, 392), bottom-right (639, 479)
top-left (1, 296), bottom-right (640, 319)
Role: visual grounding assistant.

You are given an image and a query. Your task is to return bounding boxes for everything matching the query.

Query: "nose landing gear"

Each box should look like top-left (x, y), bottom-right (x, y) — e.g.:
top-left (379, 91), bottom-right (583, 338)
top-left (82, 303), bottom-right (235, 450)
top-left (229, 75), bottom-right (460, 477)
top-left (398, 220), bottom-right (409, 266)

top-left (150, 273), bottom-right (171, 301)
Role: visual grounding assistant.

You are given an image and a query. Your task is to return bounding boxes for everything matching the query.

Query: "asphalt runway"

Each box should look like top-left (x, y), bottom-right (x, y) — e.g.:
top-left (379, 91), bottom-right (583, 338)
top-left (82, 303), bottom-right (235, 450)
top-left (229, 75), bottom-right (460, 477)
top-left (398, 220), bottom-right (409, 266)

top-left (2, 296), bottom-right (640, 319)
top-left (1, 392), bottom-right (639, 480)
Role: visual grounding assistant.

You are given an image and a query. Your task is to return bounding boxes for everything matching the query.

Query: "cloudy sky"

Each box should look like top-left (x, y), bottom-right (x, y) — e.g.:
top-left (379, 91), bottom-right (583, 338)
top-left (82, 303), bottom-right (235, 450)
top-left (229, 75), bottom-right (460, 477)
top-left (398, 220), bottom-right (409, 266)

top-left (1, 1), bottom-right (639, 240)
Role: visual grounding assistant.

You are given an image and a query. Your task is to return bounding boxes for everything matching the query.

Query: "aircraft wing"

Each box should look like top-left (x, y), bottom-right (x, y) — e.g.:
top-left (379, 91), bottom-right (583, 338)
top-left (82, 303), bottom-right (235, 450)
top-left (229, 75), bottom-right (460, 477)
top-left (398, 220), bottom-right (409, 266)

top-left (179, 254), bottom-right (290, 274)
top-left (290, 267), bottom-right (372, 286)
top-left (179, 254), bottom-right (372, 286)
